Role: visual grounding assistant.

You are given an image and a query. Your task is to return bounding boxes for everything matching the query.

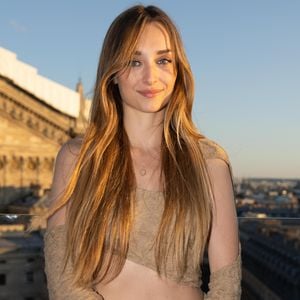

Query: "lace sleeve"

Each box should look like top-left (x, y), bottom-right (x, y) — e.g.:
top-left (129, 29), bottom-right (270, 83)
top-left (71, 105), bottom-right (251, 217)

top-left (200, 137), bottom-right (242, 299)
top-left (199, 137), bottom-right (235, 190)
top-left (44, 225), bottom-right (100, 300)
top-left (204, 243), bottom-right (242, 300)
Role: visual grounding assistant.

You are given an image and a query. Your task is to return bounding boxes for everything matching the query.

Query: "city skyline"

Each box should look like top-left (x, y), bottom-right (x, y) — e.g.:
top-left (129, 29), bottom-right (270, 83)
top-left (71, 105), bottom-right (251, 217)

top-left (1, 0), bottom-right (299, 178)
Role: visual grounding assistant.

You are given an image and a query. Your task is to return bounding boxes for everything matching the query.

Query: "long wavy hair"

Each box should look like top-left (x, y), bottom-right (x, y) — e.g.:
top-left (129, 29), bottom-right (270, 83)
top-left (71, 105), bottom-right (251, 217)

top-left (47, 5), bottom-right (214, 287)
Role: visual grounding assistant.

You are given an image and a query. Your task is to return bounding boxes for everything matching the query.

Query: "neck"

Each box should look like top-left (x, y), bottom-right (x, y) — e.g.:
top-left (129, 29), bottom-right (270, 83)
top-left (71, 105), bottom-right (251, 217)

top-left (123, 107), bottom-right (164, 151)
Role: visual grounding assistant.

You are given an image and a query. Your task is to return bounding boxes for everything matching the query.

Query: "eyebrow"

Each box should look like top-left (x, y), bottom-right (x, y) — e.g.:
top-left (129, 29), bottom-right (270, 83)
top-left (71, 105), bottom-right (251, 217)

top-left (134, 49), bottom-right (172, 55)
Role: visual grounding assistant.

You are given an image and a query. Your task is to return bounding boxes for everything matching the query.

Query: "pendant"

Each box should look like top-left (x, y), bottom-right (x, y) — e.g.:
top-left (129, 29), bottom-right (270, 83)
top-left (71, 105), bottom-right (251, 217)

top-left (140, 168), bottom-right (146, 176)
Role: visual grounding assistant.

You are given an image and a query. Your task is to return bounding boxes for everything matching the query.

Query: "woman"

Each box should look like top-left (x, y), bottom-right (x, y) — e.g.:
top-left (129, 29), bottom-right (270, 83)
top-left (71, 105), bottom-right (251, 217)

top-left (44, 5), bottom-right (241, 300)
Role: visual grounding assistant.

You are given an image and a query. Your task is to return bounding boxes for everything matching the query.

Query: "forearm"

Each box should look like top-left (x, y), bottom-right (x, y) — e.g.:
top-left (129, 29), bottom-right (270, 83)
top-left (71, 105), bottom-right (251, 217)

top-left (44, 226), bottom-right (99, 300)
top-left (204, 244), bottom-right (242, 300)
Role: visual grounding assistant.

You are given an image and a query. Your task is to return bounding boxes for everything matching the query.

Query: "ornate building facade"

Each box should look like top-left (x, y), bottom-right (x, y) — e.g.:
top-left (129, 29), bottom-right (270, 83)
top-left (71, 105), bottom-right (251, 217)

top-left (0, 47), bottom-right (90, 209)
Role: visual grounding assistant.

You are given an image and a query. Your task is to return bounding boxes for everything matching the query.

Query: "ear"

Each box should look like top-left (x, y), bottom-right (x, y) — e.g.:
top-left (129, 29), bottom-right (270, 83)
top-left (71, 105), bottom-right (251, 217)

top-left (113, 76), bottom-right (118, 84)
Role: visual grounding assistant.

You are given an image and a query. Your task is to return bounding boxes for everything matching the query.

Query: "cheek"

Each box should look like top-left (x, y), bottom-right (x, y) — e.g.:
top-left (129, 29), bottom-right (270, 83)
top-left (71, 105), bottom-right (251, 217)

top-left (118, 73), bottom-right (137, 92)
top-left (164, 72), bottom-right (177, 91)
top-left (162, 67), bottom-right (176, 83)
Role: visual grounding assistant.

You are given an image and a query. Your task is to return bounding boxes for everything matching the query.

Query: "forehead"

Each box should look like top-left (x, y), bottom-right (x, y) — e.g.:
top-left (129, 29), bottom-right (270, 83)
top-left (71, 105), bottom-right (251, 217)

top-left (135, 22), bottom-right (172, 52)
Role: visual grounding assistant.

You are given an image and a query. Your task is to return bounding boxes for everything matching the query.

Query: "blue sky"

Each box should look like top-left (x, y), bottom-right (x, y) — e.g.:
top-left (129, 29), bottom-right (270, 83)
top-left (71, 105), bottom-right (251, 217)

top-left (1, 0), bottom-right (299, 179)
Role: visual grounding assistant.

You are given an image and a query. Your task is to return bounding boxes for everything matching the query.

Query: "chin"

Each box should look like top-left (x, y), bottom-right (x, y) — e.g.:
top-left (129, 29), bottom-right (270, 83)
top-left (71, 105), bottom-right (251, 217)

top-left (123, 98), bottom-right (169, 114)
top-left (141, 103), bottom-right (168, 114)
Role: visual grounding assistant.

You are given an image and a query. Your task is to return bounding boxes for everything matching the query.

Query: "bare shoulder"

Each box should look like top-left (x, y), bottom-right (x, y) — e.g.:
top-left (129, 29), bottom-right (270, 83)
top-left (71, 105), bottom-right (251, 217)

top-left (46, 136), bottom-right (83, 228)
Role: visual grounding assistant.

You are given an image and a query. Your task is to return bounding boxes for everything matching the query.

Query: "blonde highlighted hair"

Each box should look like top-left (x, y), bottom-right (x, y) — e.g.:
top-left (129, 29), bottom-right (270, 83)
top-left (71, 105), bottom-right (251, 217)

top-left (47, 5), bottom-right (214, 287)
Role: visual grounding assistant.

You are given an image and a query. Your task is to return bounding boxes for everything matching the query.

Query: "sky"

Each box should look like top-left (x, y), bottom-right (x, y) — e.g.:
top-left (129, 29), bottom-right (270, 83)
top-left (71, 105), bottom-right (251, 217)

top-left (1, 0), bottom-right (299, 179)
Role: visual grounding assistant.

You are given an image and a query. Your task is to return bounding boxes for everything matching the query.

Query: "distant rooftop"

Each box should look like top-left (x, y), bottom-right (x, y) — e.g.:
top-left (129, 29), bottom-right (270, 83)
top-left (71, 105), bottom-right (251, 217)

top-left (0, 47), bottom-right (80, 118)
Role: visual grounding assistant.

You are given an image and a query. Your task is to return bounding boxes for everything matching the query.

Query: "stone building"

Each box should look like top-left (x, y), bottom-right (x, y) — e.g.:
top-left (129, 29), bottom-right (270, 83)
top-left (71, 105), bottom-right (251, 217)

top-left (0, 47), bottom-right (91, 210)
top-left (0, 215), bottom-right (47, 300)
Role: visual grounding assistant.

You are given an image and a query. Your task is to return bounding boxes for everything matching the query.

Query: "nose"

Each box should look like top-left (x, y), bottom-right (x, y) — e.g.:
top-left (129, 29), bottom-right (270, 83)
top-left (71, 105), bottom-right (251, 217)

top-left (142, 63), bottom-right (158, 85)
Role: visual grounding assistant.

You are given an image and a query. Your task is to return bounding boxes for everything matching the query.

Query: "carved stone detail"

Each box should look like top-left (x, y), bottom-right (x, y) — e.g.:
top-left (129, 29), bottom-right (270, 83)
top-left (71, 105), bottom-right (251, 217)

top-left (0, 75), bottom-right (87, 206)
top-left (0, 85), bottom-right (78, 145)
top-left (26, 157), bottom-right (39, 170)
top-left (42, 157), bottom-right (54, 172)
top-left (0, 156), bottom-right (7, 170)
top-left (11, 156), bottom-right (24, 171)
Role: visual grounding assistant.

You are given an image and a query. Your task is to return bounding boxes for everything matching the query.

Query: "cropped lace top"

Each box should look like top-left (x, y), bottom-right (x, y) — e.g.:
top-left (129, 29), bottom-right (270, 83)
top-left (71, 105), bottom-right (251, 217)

top-left (44, 137), bottom-right (242, 299)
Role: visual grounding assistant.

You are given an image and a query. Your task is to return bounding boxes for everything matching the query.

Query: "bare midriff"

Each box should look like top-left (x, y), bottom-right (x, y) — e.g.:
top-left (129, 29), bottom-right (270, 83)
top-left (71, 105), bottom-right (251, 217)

top-left (93, 259), bottom-right (204, 300)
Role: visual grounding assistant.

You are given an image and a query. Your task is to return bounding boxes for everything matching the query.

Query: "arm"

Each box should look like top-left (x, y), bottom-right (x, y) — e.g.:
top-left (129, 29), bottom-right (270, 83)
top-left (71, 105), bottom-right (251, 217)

top-left (44, 139), bottom-right (99, 300)
top-left (204, 158), bottom-right (242, 300)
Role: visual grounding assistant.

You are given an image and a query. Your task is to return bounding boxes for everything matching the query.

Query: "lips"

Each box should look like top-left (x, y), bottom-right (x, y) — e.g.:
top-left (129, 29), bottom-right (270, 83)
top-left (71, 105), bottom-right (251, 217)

top-left (137, 89), bottom-right (163, 98)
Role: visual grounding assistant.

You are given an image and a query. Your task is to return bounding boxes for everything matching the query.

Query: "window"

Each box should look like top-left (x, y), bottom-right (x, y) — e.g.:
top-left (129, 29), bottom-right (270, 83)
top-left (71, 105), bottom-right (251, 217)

top-left (0, 274), bottom-right (6, 285)
top-left (25, 271), bottom-right (34, 283)
top-left (27, 258), bottom-right (35, 262)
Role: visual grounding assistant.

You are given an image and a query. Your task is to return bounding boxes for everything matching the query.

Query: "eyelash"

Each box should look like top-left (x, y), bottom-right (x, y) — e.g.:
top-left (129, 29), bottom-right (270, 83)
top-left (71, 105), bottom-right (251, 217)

top-left (158, 58), bottom-right (172, 65)
top-left (130, 58), bottom-right (172, 67)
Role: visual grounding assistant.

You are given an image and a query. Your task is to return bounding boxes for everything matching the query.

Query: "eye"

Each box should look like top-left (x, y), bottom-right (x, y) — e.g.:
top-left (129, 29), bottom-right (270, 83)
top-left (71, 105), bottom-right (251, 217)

top-left (130, 60), bottom-right (141, 67)
top-left (157, 58), bottom-right (172, 65)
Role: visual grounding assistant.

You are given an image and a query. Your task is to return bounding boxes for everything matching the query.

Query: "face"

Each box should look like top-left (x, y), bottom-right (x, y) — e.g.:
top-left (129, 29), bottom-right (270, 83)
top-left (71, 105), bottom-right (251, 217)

top-left (115, 22), bottom-right (177, 114)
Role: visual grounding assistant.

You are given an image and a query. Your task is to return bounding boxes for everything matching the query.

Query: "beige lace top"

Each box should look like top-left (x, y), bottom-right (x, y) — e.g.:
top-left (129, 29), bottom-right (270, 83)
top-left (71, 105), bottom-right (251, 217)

top-left (44, 137), bottom-right (242, 299)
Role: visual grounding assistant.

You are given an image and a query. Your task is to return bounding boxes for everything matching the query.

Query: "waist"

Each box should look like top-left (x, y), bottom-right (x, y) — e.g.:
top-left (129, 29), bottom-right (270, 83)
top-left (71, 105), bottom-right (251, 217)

top-left (93, 259), bottom-right (204, 300)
